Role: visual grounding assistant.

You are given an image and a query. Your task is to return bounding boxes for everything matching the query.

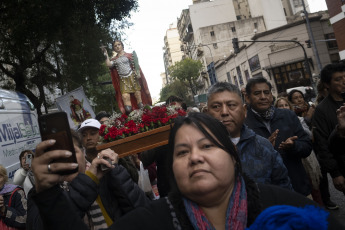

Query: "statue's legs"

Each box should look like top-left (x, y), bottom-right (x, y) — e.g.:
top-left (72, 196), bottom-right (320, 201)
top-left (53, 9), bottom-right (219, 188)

top-left (134, 90), bottom-right (143, 108)
top-left (122, 93), bottom-right (132, 114)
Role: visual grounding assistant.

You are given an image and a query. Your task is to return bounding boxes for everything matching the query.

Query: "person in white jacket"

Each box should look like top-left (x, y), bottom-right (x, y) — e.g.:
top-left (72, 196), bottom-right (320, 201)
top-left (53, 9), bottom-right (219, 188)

top-left (13, 150), bottom-right (35, 196)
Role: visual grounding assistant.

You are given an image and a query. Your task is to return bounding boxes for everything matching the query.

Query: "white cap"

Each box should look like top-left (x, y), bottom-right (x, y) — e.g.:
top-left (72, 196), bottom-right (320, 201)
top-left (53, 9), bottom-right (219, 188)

top-left (78, 119), bottom-right (101, 132)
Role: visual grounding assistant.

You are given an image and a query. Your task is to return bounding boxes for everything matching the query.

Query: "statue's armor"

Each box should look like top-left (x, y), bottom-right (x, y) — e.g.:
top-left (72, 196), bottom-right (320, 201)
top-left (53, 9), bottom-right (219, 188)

top-left (114, 56), bottom-right (132, 78)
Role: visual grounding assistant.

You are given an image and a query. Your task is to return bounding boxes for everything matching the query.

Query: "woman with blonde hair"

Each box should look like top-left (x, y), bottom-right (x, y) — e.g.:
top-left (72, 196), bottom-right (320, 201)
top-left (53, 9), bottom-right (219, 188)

top-left (0, 165), bottom-right (27, 228)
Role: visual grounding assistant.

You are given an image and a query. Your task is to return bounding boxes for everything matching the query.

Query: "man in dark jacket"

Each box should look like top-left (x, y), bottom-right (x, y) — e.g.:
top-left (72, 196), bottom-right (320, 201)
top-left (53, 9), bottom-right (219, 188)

top-left (313, 63), bottom-right (345, 208)
top-left (244, 77), bottom-right (312, 197)
top-left (329, 104), bottom-right (345, 193)
top-left (207, 82), bottom-right (292, 190)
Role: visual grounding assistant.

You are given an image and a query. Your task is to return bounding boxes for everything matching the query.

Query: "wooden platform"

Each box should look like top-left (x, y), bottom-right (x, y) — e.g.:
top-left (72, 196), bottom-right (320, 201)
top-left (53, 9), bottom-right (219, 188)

top-left (96, 124), bottom-right (172, 158)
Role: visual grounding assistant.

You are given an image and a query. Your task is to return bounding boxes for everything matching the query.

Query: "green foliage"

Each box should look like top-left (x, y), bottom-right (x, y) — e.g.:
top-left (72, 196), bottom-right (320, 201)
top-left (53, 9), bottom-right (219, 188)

top-left (159, 80), bottom-right (193, 106)
top-left (0, 0), bottom-right (138, 115)
top-left (168, 58), bottom-right (204, 96)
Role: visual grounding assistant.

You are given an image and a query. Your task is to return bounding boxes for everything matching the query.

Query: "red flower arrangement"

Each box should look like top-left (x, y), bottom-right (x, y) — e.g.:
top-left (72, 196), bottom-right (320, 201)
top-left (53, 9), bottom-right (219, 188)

top-left (99, 104), bottom-right (186, 143)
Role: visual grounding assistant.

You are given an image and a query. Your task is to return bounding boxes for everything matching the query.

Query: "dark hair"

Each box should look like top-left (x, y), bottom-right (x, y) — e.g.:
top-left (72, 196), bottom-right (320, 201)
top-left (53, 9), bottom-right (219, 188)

top-left (245, 77), bottom-right (272, 95)
top-left (287, 89), bottom-right (305, 102)
top-left (165, 95), bottom-right (183, 105)
top-left (320, 63), bottom-right (345, 84)
top-left (19, 150), bottom-right (34, 167)
top-left (95, 111), bottom-right (110, 122)
top-left (112, 40), bottom-right (124, 50)
top-left (167, 113), bottom-right (241, 195)
top-left (207, 82), bottom-right (242, 99)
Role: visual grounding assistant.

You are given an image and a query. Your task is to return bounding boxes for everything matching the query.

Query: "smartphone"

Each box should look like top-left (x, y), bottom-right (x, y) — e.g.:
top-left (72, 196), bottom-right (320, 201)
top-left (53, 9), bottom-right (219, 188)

top-left (25, 154), bottom-right (32, 167)
top-left (38, 112), bottom-right (78, 175)
top-left (100, 157), bottom-right (112, 171)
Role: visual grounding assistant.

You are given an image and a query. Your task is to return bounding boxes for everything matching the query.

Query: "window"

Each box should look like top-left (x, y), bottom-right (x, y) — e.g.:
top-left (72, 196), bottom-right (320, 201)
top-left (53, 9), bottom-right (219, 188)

top-left (236, 16), bottom-right (241, 20)
top-left (213, 43), bottom-right (218, 49)
top-left (325, 33), bottom-right (338, 49)
top-left (254, 22), bottom-right (258, 29)
top-left (227, 72), bottom-right (231, 83)
top-left (231, 27), bottom-right (236, 32)
top-left (210, 31), bottom-right (215, 36)
top-left (244, 70), bottom-right (250, 81)
top-left (248, 55), bottom-right (261, 72)
top-left (236, 66), bottom-right (244, 85)
top-left (330, 53), bottom-right (340, 63)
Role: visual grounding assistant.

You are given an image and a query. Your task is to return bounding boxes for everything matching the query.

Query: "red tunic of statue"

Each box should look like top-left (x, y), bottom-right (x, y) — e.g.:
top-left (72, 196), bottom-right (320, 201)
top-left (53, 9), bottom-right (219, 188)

top-left (109, 52), bottom-right (152, 114)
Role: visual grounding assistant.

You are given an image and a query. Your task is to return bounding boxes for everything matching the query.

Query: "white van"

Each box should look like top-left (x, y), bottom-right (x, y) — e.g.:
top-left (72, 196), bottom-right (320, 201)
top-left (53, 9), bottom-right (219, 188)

top-left (0, 89), bottom-right (41, 181)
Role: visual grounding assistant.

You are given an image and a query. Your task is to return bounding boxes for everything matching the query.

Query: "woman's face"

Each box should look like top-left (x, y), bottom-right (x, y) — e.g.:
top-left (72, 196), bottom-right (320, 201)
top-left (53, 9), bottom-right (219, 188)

top-left (20, 152), bottom-right (29, 168)
top-left (291, 92), bottom-right (305, 106)
top-left (172, 124), bottom-right (236, 203)
top-left (276, 99), bottom-right (291, 110)
top-left (113, 41), bottom-right (123, 53)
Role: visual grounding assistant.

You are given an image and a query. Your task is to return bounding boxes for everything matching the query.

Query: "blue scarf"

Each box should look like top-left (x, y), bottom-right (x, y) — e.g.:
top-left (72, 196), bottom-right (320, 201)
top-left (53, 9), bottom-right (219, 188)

top-left (183, 176), bottom-right (247, 230)
top-left (247, 205), bottom-right (329, 230)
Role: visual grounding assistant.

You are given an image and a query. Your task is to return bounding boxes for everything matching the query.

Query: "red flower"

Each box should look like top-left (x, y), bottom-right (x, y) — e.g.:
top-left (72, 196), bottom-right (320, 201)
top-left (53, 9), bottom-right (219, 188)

top-left (99, 124), bottom-right (107, 135)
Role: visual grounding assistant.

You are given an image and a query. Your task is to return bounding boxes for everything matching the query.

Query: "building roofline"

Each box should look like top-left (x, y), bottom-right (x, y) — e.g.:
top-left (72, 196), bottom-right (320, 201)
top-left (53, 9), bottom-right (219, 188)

top-left (252, 14), bottom-right (324, 40)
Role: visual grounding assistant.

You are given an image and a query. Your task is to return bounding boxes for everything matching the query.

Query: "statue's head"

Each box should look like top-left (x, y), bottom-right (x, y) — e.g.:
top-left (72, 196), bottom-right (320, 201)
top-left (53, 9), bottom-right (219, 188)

top-left (112, 40), bottom-right (124, 52)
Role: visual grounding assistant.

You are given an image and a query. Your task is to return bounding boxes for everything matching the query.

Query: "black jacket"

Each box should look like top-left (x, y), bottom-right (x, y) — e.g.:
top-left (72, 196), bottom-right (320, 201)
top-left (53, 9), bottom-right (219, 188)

top-left (245, 107), bottom-right (312, 196)
top-left (27, 165), bottom-right (150, 230)
top-left (312, 95), bottom-right (344, 177)
top-left (328, 127), bottom-right (345, 177)
top-left (31, 183), bottom-right (344, 230)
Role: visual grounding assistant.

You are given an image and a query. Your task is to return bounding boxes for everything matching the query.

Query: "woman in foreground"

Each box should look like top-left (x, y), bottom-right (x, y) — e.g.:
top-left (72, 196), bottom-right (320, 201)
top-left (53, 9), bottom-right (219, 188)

top-left (31, 113), bottom-right (343, 229)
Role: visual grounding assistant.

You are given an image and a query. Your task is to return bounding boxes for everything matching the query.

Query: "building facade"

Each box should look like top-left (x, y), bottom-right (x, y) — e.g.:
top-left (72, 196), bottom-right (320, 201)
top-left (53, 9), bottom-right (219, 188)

top-left (162, 21), bottom-right (184, 84)
top-left (214, 12), bottom-right (339, 96)
top-left (325, 0), bottom-right (345, 60)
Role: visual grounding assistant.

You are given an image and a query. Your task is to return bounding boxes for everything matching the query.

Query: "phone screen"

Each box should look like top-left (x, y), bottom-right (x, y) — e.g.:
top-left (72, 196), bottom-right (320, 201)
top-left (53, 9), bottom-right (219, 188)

top-left (38, 112), bottom-right (78, 175)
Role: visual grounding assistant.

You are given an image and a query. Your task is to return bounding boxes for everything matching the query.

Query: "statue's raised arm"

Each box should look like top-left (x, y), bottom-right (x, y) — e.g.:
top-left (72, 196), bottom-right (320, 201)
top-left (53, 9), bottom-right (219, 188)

top-left (103, 40), bottom-right (152, 114)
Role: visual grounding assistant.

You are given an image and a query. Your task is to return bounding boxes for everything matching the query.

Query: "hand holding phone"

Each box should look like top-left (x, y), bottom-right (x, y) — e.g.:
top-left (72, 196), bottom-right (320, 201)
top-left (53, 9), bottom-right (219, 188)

top-left (87, 149), bottom-right (118, 179)
top-left (38, 112), bottom-right (78, 175)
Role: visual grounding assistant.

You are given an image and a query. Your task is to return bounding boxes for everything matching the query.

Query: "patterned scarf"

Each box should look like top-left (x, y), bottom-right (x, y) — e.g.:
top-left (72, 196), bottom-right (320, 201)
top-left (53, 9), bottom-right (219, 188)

top-left (183, 176), bottom-right (248, 230)
top-left (0, 184), bottom-right (18, 195)
top-left (251, 106), bottom-right (275, 121)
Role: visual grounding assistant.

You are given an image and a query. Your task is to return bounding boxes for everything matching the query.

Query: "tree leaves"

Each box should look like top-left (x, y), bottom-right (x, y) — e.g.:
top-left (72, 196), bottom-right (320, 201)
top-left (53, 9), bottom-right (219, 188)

top-left (0, 0), bottom-right (138, 115)
top-left (168, 58), bottom-right (204, 96)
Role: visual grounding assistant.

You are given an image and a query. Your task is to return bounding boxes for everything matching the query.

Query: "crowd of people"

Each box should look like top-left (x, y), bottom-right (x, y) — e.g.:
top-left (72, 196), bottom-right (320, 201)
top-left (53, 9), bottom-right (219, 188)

top-left (1, 63), bottom-right (345, 229)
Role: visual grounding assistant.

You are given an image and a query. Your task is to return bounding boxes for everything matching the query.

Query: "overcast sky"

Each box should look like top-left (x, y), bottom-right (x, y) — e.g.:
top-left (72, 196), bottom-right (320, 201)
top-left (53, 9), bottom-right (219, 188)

top-left (121, 0), bottom-right (328, 101)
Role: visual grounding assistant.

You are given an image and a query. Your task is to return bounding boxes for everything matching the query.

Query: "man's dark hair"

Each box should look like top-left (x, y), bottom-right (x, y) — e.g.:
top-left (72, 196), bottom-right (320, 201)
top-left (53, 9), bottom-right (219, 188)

top-left (245, 77), bottom-right (272, 95)
top-left (207, 82), bottom-right (242, 99)
top-left (165, 95), bottom-right (183, 105)
top-left (95, 111), bottom-right (110, 121)
top-left (320, 63), bottom-right (345, 84)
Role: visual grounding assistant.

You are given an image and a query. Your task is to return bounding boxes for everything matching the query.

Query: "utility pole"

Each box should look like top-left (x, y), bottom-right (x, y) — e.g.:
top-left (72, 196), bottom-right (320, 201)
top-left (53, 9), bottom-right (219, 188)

top-left (301, 0), bottom-right (322, 72)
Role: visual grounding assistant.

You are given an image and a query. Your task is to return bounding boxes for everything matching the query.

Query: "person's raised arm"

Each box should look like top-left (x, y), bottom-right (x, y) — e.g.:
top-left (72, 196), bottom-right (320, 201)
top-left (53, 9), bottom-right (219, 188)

top-left (101, 47), bottom-right (113, 68)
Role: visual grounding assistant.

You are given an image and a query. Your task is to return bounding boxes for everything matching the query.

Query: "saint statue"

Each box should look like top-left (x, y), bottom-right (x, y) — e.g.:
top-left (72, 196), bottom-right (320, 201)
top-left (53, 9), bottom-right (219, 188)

top-left (102, 40), bottom-right (152, 114)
